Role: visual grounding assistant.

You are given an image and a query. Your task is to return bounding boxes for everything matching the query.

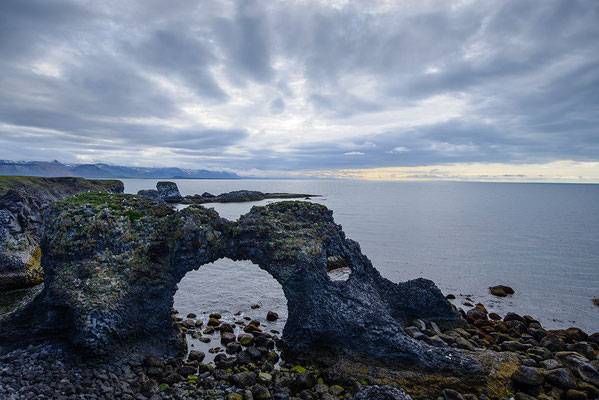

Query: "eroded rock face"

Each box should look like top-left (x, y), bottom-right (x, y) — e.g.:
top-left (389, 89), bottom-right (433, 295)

top-left (0, 177), bottom-right (124, 291)
top-left (0, 193), bottom-right (477, 371)
top-left (156, 181), bottom-right (182, 200)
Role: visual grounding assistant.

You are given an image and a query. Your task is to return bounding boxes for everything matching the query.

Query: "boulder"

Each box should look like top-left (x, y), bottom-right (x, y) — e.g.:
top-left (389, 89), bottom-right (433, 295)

top-left (511, 366), bottom-right (544, 387)
top-left (156, 181), bottom-right (182, 201)
top-left (544, 368), bottom-right (577, 389)
top-left (352, 386), bottom-right (412, 400)
top-left (489, 285), bottom-right (515, 297)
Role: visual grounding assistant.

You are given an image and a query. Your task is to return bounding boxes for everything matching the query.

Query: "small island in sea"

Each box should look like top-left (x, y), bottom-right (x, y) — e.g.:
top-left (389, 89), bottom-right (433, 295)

top-left (0, 177), bottom-right (597, 400)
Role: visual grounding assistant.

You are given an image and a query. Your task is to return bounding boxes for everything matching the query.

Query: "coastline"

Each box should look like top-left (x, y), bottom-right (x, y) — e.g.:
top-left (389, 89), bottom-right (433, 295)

top-left (1, 298), bottom-right (597, 400)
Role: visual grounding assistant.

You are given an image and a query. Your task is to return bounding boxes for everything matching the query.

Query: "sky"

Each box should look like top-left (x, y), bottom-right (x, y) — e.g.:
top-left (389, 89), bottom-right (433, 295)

top-left (1, 0), bottom-right (598, 182)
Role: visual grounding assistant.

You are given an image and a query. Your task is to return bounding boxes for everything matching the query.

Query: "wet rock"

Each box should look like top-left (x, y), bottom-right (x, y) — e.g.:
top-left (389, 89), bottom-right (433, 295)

top-left (504, 312), bottom-right (526, 324)
top-left (528, 328), bottom-right (548, 342)
top-left (214, 354), bottom-right (237, 369)
top-left (161, 373), bottom-right (184, 385)
top-left (541, 334), bottom-right (566, 352)
top-left (258, 372), bottom-right (273, 385)
top-left (226, 342), bottom-right (242, 354)
top-left (566, 343), bottom-right (595, 360)
top-left (501, 341), bottom-right (528, 352)
top-left (208, 318), bottom-right (221, 327)
top-left (352, 386), bottom-right (412, 400)
top-left (445, 294), bottom-right (456, 299)
top-left (566, 327), bottom-right (588, 342)
top-left (221, 332), bottom-right (236, 345)
top-left (239, 334), bottom-right (254, 347)
top-left (252, 384), bottom-right (271, 399)
top-left (528, 347), bottom-right (552, 360)
top-left (488, 313), bottom-right (501, 321)
top-left (556, 352), bottom-right (599, 386)
top-left (466, 308), bottom-right (487, 321)
top-left (511, 366), bottom-right (544, 387)
top-left (506, 320), bottom-right (528, 334)
top-left (176, 365), bottom-right (196, 376)
top-left (231, 371), bottom-right (257, 388)
top-left (489, 285), bottom-right (514, 297)
top-left (267, 311), bottom-right (279, 321)
top-left (220, 323), bottom-right (235, 333)
top-left (544, 368), bottom-right (577, 389)
top-left (181, 319), bottom-right (196, 329)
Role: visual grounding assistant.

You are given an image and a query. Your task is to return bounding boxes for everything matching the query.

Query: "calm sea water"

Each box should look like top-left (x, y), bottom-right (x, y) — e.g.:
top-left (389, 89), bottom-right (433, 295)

top-left (116, 179), bottom-right (599, 334)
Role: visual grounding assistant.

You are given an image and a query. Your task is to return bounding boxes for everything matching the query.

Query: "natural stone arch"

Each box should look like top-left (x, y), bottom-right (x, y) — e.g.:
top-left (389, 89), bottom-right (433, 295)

top-left (0, 193), bottom-right (479, 372)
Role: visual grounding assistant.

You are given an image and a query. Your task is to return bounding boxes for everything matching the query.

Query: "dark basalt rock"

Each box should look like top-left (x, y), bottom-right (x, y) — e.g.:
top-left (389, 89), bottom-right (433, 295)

top-left (137, 189), bottom-right (165, 205)
top-left (489, 285), bottom-right (514, 297)
top-left (156, 181), bottom-right (182, 200)
top-left (0, 177), bottom-right (124, 291)
top-left (0, 193), bottom-right (477, 372)
top-left (155, 181), bottom-right (318, 204)
top-left (353, 386), bottom-right (413, 400)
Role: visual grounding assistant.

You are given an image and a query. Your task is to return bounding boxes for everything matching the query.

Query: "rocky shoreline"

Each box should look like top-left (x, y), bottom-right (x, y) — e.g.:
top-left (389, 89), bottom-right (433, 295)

top-left (0, 182), bottom-right (597, 400)
top-left (1, 300), bottom-right (597, 400)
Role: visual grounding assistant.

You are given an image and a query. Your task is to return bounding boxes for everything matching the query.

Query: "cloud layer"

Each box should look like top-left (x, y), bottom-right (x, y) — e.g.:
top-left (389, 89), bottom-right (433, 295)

top-left (1, 0), bottom-right (598, 179)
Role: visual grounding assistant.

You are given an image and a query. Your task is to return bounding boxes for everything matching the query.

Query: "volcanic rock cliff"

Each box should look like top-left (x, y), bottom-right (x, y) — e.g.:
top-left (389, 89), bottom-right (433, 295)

top-left (0, 176), bottom-right (124, 290)
top-left (0, 192), bottom-right (478, 372)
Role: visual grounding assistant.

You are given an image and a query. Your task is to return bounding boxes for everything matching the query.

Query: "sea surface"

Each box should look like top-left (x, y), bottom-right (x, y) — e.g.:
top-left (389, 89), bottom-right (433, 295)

top-left (116, 179), bottom-right (599, 334)
top-left (3, 180), bottom-right (597, 337)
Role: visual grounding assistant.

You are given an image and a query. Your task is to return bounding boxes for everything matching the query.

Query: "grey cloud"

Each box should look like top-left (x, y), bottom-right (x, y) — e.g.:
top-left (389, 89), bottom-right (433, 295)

top-left (125, 29), bottom-right (227, 100)
top-left (0, 0), bottom-right (598, 172)
top-left (270, 98), bottom-right (285, 114)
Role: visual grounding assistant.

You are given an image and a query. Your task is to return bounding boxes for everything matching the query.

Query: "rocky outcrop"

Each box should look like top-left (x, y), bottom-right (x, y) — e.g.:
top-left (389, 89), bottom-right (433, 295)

top-left (0, 176), bottom-right (124, 291)
top-left (156, 181), bottom-right (181, 200)
top-left (0, 193), bottom-right (476, 372)
top-left (154, 181), bottom-right (317, 204)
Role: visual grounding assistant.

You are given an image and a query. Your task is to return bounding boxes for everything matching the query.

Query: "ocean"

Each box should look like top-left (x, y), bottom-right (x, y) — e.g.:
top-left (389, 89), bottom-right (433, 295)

top-left (118, 179), bottom-right (599, 335)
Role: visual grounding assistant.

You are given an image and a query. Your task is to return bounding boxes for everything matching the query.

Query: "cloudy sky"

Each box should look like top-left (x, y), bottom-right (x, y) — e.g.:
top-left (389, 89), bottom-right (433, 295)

top-left (1, 0), bottom-right (598, 181)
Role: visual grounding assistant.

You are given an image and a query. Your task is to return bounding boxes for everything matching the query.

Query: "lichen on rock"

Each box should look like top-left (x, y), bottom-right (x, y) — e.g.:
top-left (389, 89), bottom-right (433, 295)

top-left (0, 176), bottom-right (123, 291)
top-left (0, 193), bottom-right (478, 372)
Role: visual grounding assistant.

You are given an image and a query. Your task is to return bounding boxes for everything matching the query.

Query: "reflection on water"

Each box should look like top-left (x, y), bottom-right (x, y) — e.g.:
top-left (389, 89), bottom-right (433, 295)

top-left (0, 284), bottom-right (43, 319)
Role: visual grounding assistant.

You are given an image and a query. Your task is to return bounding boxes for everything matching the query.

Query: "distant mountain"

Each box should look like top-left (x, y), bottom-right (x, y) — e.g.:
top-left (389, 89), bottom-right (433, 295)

top-left (0, 160), bottom-right (240, 179)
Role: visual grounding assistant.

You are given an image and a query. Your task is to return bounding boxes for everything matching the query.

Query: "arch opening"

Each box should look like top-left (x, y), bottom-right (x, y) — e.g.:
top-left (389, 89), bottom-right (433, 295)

top-left (173, 258), bottom-right (288, 364)
top-left (326, 254), bottom-right (352, 282)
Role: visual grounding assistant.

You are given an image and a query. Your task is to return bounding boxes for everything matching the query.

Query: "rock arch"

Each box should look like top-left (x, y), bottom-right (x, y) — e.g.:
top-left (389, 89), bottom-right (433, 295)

top-left (0, 194), bottom-right (478, 371)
